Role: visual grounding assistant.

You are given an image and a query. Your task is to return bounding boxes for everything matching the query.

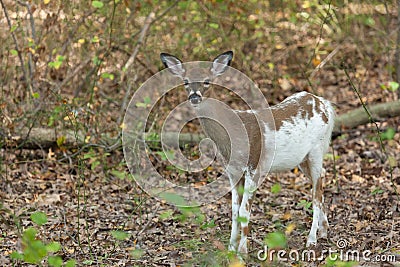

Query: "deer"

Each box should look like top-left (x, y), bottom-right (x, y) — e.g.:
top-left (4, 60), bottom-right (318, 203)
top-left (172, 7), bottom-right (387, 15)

top-left (160, 51), bottom-right (335, 257)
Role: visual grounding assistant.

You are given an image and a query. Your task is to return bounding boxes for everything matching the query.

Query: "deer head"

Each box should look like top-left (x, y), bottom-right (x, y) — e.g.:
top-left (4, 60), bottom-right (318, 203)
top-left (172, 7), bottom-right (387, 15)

top-left (160, 51), bottom-right (233, 106)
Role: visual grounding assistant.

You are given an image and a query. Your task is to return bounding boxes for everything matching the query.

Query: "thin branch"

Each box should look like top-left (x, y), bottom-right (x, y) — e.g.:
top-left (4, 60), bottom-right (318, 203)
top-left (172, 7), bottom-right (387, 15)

top-left (310, 45), bottom-right (340, 79)
top-left (16, 0), bottom-right (37, 89)
top-left (121, 11), bottom-right (155, 81)
top-left (343, 67), bottom-right (399, 201)
top-left (16, 0), bottom-right (36, 41)
top-left (395, 0), bottom-right (400, 98)
top-left (121, 0), bottom-right (179, 81)
top-left (0, 0), bottom-right (30, 91)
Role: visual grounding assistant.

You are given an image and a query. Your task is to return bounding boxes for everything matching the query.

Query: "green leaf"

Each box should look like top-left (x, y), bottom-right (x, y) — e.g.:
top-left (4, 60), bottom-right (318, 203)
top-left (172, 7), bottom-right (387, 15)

top-left (371, 187), bottom-right (384, 195)
top-left (56, 136), bottom-right (65, 147)
top-left (10, 24), bottom-right (18, 33)
top-left (46, 242), bottom-right (61, 252)
top-left (388, 81), bottom-right (399, 91)
top-left (31, 212), bottom-right (47, 226)
top-left (110, 170), bottom-right (126, 179)
top-left (65, 259), bottom-right (77, 267)
top-left (143, 96), bottom-right (151, 104)
top-left (237, 216), bottom-right (248, 223)
top-left (48, 255), bottom-right (63, 267)
top-left (178, 1), bottom-right (189, 8)
top-left (10, 251), bottom-right (24, 260)
top-left (91, 160), bottom-right (100, 170)
top-left (101, 72), bottom-right (115, 80)
top-left (264, 232), bottom-right (287, 249)
top-left (380, 127), bottom-right (395, 140)
top-left (92, 1), bottom-right (104, 8)
top-left (131, 249), bottom-right (144, 259)
top-left (10, 49), bottom-right (18, 56)
top-left (208, 23), bottom-right (219, 29)
top-left (364, 16), bottom-right (375, 26)
top-left (135, 102), bottom-right (147, 108)
top-left (23, 227), bottom-right (37, 241)
top-left (297, 199), bottom-right (312, 211)
top-left (32, 92), bottom-right (40, 99)
top-left (271, 183), bottom-right (281, 194)
top-left (23, 239), bottom-right (47, 263)
top-left (159, 192), bottom-right (187, 206)
top-left (388, 156), bottom-right (397, 168)
top-left (159, 210), bottom-right (174, 220)
top-left (111, 230), bottom-right (130, 240)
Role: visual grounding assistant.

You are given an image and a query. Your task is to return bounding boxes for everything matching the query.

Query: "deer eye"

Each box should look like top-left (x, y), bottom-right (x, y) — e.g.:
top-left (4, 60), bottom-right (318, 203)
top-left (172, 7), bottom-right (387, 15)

top-left (204, 79), bottom-right (210, 87)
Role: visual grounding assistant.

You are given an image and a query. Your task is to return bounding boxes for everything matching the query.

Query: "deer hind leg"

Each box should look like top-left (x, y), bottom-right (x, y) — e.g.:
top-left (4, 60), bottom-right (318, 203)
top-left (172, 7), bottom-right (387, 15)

top-left (237, 169), bottom-right (256, 255)
top-left (300, 150), bottom-right (328, 247)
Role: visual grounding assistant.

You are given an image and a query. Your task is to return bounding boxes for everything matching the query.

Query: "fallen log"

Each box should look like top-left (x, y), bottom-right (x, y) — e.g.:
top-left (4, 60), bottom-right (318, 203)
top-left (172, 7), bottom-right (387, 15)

top-left (2, 100), bottom-right (399, 149)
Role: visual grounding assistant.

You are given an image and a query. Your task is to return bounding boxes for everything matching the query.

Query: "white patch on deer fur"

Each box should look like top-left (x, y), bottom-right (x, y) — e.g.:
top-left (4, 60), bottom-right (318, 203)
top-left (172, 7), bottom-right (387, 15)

top-left (264, 94), bottom-right (333, 173)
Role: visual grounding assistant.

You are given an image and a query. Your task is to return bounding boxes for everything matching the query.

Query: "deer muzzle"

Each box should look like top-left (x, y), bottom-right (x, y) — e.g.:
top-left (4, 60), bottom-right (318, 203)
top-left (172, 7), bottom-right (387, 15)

top-left (188, 91), bottom-right (202, 105)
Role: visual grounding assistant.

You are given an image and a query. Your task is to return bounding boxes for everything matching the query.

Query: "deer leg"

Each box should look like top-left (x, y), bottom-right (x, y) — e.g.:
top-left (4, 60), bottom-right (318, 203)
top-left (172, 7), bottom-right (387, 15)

top-left (229, 181), bottom-right (241, 252)
top-left (318, 168), bottom-right (328, 238)
top-left (301, 151), bottom-right (328, 247)
top-left (237, 170), bottom-right (256, 254)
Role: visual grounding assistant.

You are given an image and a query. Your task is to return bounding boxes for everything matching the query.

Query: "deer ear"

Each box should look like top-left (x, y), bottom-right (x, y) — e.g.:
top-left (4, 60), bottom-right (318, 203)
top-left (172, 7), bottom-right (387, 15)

top-left (160, 53), bottom-right (185, 78)
top-left (211, 51), bottom-right (233, 77)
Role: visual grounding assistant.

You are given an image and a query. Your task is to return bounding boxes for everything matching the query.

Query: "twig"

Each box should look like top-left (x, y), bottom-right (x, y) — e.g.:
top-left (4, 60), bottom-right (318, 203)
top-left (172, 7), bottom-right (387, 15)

top-left (16, 0), bottom-right (36, 90)
top-left (310, 45), bottom-right (340, 79)
top-left (121, 0), bottom-right (179, 81)
top-left (0, 0), bottom-right (30, 92)
top-left (395, 0), bottom-right (400, 98)
top-left (343, 67), bottom-right (399, 201)
top-left (55, 58), bottom-right (92, 93)
top-left (121, 12), bottom-right (155, 82)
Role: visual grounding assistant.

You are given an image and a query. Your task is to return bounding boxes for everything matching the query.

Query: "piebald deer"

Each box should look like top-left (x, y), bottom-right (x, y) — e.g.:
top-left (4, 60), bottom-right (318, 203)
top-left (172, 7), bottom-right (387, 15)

top-left (160, 51), bottom-right (335, 255)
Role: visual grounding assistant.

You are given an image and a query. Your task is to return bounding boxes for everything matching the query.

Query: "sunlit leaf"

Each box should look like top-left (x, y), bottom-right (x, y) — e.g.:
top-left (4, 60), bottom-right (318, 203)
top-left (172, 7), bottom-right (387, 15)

top-left (111, 230), bottom-right (130, 240)
top-left (48, 255), bottom-right (63, 267)
top-left (209, 23), bottom-right (219, 29)
top-left (46, 242), bottom-right (61, 252)
top-left (31, 212), bottom-right (47, 226)
top-left (264, 232), bottom-right (287, 248)
top-left (271, 183), bottom-right (281, 194)
top-left (92, 1), bottom-right (104, 8)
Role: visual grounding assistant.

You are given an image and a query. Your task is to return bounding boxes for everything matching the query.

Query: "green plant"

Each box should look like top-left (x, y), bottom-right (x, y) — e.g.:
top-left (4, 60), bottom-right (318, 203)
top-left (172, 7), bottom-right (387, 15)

top-left (297, 199), bottom-right (313, 213)
top-left (381, 81), bottom-right (399, 92)
top-left (11, 212), bottom-right (76, 266)
top-left (379, 127), bottom-right (396, 141)
top-left (371, 187), bottom-right (384, 195)
top-left (325, 253), bottom-right (357, 267)
top-left (271, 183), bottom-right (282, 194)
top-left (264, 231), bottom-right (287, 249)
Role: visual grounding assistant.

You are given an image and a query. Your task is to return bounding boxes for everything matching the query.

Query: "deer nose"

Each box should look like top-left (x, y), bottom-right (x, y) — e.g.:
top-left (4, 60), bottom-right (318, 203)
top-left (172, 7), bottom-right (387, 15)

top-left (189, 93), bottom-right (202, 105)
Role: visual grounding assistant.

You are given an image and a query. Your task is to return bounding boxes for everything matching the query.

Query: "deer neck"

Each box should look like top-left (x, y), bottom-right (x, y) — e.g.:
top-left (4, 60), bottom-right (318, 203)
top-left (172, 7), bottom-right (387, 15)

top-left (194, 99), bottom-right (232, 161)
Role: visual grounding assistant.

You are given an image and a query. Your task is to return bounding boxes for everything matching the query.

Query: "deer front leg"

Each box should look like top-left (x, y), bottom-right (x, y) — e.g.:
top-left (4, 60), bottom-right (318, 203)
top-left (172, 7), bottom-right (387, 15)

top-left (229, 183), bottom-right (240, 252)
top-left (237, 171), bottom-right (256, 255)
